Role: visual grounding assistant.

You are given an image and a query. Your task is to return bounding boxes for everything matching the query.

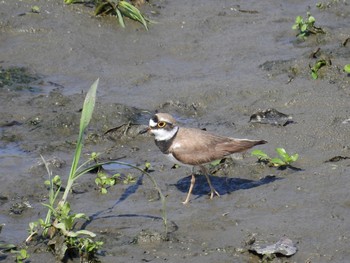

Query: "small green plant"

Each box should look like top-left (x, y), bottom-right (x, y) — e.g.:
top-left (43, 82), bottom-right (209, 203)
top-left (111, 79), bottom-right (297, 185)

top-left (292, 12), bottom-right (325, 39)
top-left (0, 225), bottom-right (26, 263)
top-left (26, 79), bottom-right (104, 261)
top-left (310, 59), bottom-right (327, 79)
top-left (11, 248), bottom-right (29, 263)
top-left (95, 170), bottom-right (120, 194)
top-left (31, 5), bottom-right (40, 13)
top-left (344, 64), bottom-right (350, 74)
top-left (252, 148), bottom-right (299, 168)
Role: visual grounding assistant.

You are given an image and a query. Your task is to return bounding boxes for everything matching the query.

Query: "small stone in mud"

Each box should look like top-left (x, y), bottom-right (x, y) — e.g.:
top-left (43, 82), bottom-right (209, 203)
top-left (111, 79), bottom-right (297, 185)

top-left (136, 229), bottom-right (162, 244)
top-left (249, 237), bottom-right (297, 257)
top-left (249, 108), bottom-right (293, 126)
top-left (9, 201), bottom-right (32, 215)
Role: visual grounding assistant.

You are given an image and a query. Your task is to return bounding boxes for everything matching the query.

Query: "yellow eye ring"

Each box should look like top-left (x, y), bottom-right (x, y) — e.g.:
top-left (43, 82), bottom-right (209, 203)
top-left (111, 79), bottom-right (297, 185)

top-left (158, 121), bottom-right (166, 128)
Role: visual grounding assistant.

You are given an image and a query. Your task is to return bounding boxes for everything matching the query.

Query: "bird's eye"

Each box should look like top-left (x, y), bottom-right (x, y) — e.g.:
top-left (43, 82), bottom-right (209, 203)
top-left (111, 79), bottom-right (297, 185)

top-left (158, 121), bottom-right (166, 128)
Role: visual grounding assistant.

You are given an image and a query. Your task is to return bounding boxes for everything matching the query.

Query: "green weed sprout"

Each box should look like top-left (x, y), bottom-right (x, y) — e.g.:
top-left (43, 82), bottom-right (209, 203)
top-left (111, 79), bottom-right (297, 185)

top-left (251, 148), bottom-right (299, 168)
top-left (292, 12), bottom-right (325, 40)
top-left (2, 246), bottom-right (29, 263)
top-left (344, 64), bottom-right (350, 74)
top-left (11, 248), bottom-right (29, 263)
top-left (310, 59), bottom-right (327, 79)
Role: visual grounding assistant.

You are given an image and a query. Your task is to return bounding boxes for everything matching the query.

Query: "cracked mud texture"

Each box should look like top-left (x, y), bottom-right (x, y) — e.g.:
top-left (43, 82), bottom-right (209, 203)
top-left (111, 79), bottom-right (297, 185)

top-left (1, 0), bottom-right (350, 262)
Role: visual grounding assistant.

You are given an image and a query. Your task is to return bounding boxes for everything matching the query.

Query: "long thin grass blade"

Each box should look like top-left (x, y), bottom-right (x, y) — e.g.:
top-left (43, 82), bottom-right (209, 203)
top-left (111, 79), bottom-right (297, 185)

top-left (116, 8), bottom-right (125, 28)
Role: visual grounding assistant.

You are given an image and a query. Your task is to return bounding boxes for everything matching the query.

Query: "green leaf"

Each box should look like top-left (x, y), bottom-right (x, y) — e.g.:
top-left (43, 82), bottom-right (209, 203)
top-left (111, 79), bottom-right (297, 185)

top-left (55, 222), bottom-right (67, 232)
top-left (116, 8), bottom-right (126, 28)
top-left (73, 213), bottom-right (88, 219)
top-left (311, 71), bottom-right (318, 79)
top-left (295, 16), bottom-right (302, 24)
top-left (270, 158), bottom-right (286, 166)
top-left (53, 175), bottom-right (61, 186)
top-left (210, 159), bottom-right (222, 166)
top-left (80, 78), bottom-right (98, 132)
top-left (95, 177), bottom-right (101, 185)
top-left (308, 16), bottom-right (315, 23)
top-left (0, 243), bottom-right (16, 252)
top-left (101, 188), bottom-right (107, 194)
top-left (144, 162), bottom-right (151, 170)
top-left (19, 249), bottom-right (28, 259)
top-left (31, 5), bottom-right (40, 13)
top-left (276, 148), bottom-right (290, 161)
top-left (74, 229), bottom-right (97, 237)
top-left (251, 149), bottom-right (269, 159)
top-left (344, 64), bottom-right (350, 73)
top-left (290, 153), bottom-right (299, 162)
top-left (301, 24), bottom-right (307, 32)
top-left (95, 2), bottom-right (111, 16)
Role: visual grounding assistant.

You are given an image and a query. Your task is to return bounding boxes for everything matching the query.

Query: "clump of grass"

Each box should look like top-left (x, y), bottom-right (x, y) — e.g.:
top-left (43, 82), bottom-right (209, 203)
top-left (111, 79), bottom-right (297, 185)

top-left (252, 148), bottom-right (299, 168)
top-left (95, 0), bottom-right (149, 30)
top-left (64, 0), bottom-right (150, 30)
top-left (26, 79), bottom-right (168, 261)
top-left (292, 12), bottom-right (325, 40)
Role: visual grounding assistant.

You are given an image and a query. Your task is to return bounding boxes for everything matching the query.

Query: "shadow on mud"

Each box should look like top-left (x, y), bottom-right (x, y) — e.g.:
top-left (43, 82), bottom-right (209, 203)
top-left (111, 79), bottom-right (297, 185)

top-left (175, 174), bottom-right (280, 200)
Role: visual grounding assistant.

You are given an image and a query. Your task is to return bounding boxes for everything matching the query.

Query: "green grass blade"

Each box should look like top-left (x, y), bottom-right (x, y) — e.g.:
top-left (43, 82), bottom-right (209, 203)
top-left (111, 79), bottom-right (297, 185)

top-left (72, 78), bottom-right (98, 175)
top-left (62, 79), bottom-right (99, 204)
top-left (116, 8), bottom-right (126, 28)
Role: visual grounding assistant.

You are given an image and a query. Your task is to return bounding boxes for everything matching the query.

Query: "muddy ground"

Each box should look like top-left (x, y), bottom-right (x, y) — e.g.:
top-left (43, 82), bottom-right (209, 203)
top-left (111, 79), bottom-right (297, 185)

top-left (1, 0), bottom-right (350, 262)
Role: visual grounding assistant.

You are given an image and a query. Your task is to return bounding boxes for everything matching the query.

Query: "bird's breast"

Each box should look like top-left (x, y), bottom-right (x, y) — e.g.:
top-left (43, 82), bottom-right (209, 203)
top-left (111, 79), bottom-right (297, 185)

top-left (165, 153), bottom-right (192, 167)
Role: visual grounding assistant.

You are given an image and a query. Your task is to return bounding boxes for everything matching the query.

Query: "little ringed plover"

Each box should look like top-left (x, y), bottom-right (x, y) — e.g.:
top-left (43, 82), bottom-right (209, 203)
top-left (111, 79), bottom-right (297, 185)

top-left (140, 113), bottom-right (267, 204)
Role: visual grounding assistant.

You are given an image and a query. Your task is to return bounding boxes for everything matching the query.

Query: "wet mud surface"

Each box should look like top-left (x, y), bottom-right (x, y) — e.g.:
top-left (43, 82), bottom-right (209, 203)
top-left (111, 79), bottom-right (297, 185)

top-left (1, 0), bottom-right (350, 262)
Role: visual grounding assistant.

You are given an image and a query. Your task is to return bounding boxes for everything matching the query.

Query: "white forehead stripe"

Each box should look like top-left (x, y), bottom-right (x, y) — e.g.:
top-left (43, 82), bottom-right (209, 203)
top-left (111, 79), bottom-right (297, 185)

top-left (149, 119), bottom-right (157, 127)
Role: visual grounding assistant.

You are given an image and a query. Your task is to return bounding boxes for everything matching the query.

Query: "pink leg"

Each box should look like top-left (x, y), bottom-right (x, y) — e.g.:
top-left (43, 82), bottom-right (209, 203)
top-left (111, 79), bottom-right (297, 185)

top-left (182, 174), bottom-right (195, 205)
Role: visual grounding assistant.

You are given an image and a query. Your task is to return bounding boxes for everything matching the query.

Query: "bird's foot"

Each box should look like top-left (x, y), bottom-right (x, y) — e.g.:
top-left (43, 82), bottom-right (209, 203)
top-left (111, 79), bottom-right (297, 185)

top-left (209, 188), bottom-right (220, 199)
top-left (182, 199), bottom-right (190, 205)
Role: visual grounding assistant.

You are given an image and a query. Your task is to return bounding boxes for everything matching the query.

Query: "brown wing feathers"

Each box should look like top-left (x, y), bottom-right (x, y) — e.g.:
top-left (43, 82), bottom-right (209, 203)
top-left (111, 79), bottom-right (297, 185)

top-left (170, 128), bottom-right (266, 165)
